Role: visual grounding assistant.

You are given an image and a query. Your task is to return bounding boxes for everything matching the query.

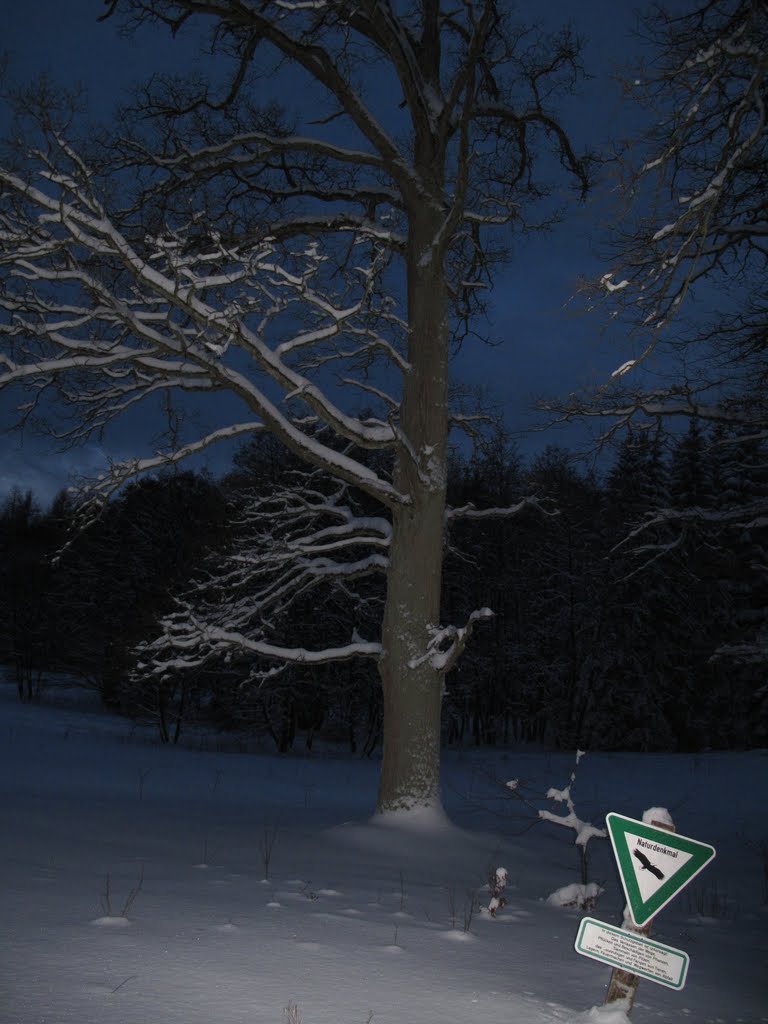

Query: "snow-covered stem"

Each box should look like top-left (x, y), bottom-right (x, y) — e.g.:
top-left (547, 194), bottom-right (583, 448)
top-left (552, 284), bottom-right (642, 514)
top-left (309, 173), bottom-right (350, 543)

top-left (487, 866), bottom-right (508, 918)
top-left (536, 750), bottom-right (607, 886)
top-left (445, 496), bottom-right (559, 523)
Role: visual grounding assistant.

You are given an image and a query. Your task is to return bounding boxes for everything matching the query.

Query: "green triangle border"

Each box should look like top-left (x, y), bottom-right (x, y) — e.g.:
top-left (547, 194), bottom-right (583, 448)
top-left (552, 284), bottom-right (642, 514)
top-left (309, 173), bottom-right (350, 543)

top-left (606, 812), bottom-right (716, 926)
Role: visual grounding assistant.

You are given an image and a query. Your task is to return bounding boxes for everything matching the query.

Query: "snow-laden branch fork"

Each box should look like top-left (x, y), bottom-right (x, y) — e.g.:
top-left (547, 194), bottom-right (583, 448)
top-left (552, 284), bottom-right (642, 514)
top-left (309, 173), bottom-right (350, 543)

top-left (407, 607), bottom-right (494, 675)
top-left (138, 611), bottom-right (383, 677)
top-left (135, 476), bottom-right (390, 680)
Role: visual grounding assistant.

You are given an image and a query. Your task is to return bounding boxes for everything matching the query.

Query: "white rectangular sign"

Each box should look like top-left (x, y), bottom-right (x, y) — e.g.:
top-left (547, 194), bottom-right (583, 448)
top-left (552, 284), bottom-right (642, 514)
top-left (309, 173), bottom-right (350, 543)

top-left (575, 917), bottom-right (689, 990)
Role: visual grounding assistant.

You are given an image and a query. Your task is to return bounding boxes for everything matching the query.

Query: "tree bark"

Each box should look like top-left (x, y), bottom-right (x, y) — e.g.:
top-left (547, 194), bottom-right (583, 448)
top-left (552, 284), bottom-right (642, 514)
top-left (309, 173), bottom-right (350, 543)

top-left (377, 195), bottom-right (449, 813)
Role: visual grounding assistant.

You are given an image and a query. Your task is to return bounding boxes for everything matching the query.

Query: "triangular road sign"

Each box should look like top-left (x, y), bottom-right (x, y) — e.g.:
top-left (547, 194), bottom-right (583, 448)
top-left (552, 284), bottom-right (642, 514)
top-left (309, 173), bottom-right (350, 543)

top-left (606, 812), bottom-right (716, 927)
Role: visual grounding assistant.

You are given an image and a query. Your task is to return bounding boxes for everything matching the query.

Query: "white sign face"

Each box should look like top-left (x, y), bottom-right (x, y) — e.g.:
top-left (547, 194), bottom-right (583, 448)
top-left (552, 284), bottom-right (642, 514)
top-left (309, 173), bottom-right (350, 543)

top-left (575, 917), bottom-right (689, 990)
top-left (631, 836), bottom-right (694, 903)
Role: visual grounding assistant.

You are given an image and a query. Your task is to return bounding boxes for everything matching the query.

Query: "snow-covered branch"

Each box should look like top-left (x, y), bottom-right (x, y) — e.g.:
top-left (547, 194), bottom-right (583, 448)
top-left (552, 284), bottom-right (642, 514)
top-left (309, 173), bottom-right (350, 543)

top-left (408, 607), bottom-right (494, 675)
top-left (541, 383), bottom-right (768, 451)
top-left (537, 751), bottom-right (606, 846)
top-left (0, 154), bottom-right (408, 508)
top-left (139, 611), bottom-right (381, 678)
top-left (590, 0), bottom-right (767, 368)
top-left (616, 501), bottom-right (768, 551)
top-left (446, 496), bottom-right (558, 523)
top-left (135, 467), bottom-right (389, 678)
top-left (713, 631), bottom-right (768, 665)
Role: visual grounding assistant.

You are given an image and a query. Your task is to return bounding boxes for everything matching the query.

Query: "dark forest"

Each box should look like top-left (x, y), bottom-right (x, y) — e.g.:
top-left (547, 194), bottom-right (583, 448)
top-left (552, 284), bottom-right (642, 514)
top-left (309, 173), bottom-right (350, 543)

top-left (3, 420), bottom-right (765, 754)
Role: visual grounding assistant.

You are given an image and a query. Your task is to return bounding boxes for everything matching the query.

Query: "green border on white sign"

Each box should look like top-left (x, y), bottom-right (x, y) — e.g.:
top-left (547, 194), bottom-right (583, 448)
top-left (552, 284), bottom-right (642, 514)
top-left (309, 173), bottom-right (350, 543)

top-left (606, 812), bottom-right (716, 926)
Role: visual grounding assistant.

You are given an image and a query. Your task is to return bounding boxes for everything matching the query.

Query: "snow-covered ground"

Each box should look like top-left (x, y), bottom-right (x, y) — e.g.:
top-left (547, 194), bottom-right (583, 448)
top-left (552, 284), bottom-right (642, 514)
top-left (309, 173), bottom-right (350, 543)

top-left (1, 681), bottom-right (766, 1024)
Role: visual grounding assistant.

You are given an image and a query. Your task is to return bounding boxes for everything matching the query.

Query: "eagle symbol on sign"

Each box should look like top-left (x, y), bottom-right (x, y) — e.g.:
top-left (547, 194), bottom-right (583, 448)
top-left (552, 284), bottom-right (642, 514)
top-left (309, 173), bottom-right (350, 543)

top-left (633, 848), bottom-right (665, 880)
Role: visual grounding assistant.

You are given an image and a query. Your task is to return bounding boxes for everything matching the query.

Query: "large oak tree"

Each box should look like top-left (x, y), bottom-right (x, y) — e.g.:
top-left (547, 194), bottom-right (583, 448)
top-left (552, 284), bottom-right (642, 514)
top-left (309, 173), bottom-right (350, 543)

top-left (0, 0), bottom-right (588, 812)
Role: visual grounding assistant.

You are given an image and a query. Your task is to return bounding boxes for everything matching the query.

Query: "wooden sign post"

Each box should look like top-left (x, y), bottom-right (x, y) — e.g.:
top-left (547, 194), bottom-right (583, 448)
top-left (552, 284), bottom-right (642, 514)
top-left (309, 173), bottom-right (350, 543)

top-left (604, 816), bottom-right (676, 1010)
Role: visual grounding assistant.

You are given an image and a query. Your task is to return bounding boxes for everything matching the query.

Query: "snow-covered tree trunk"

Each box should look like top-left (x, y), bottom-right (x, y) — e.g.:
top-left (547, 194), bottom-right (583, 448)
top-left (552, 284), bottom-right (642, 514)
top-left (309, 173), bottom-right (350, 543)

top-left (379, 200), bottom-right (449, 811)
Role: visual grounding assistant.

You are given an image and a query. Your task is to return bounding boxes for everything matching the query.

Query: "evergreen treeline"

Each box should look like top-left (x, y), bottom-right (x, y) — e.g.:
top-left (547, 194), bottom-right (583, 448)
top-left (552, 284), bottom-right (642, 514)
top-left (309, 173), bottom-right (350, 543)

top-left (1, 423), bottom-right (765, 752)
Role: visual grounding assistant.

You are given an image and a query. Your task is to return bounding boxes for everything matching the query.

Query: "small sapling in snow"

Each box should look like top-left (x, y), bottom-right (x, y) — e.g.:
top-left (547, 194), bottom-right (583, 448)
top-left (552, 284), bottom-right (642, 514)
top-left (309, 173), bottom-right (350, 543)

top-left (259, 823), bottom-right (279, 879)
top-left (445, 885), bottom-right (458, 929)
top-left (447, 886), bottom-right (480, 931)
top-left (299, 881), bottom-right (319, 901)
top-left (137, 767), bottom-right (151, 801)
top-left (487, 867), bottom-right (508, 918)
top-left (741, 835), bottom-right (768, 904)
top-left (398, 869), bottom-right (407, 912)
top-left (195, 835), bottom-right (215, 868)
top-left (758, 839), bottom-right (768, 904)
top-left (284, 1001), bottom-right (302, 1024)
top-left (527, 750), bottom-right (607, 910)
top-left (461, 888), bottom-right (478, 932)
top-left (99, 865), bottom-right (144, 921)
top-left (441, 870), bottom-right (490, 930)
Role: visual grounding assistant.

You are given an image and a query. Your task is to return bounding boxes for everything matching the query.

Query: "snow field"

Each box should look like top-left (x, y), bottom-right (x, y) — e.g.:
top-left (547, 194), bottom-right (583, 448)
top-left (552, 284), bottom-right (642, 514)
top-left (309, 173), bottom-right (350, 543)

top-left (1, 682), bottom-right (766, 1024)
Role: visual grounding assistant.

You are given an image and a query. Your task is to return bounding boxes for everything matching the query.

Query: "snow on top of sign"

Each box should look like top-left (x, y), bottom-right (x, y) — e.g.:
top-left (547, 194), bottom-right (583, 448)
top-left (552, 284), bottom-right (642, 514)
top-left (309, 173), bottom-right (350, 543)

top-left (642, 806), bottom-right (674, 828)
